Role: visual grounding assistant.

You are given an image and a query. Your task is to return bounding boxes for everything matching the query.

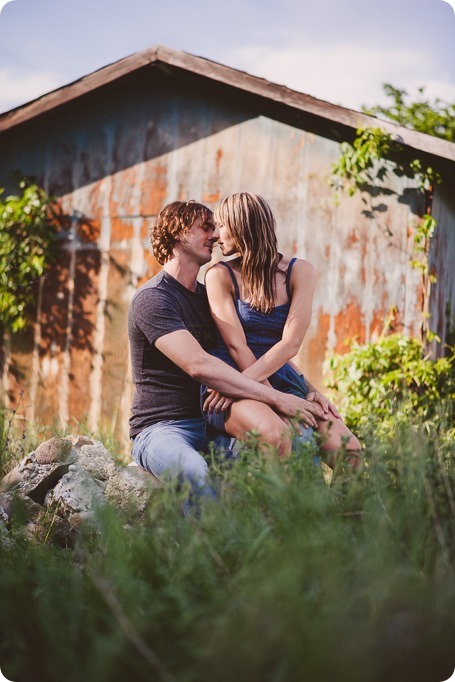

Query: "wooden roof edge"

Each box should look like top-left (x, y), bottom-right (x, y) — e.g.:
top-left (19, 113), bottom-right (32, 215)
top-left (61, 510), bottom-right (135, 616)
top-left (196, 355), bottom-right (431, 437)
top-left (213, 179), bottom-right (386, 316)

top-left (161, 47), bottom-right (455, 163)
top-left (0, 46), bottom-right (160, 133)
top-left (1, 44), bottom-right (454, 163)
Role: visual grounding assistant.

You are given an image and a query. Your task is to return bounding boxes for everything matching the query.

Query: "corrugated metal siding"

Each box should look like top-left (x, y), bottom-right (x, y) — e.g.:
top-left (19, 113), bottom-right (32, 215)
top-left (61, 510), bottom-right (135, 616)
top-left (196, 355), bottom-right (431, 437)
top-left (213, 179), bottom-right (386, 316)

top-left (0, 75), bottom-right (449, 444)
top-left (430, 182), bottom-right (455, 350)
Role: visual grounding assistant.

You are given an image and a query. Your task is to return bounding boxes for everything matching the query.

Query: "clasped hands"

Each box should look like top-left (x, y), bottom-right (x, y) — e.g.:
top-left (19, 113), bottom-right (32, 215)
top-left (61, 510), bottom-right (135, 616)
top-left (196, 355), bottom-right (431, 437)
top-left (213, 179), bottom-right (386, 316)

top-left (202, 387), bottom-right (340, 430)
top-left (306, 390), bottom-right (340, 420)
top-left (279, 390), bottom-right (340, 433)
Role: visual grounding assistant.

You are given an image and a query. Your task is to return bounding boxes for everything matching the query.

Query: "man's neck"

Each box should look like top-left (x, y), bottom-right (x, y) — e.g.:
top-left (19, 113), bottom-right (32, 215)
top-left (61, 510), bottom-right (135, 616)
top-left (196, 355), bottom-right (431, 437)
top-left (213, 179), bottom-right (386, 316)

top-left (163, 259), bottom-right (199, 292)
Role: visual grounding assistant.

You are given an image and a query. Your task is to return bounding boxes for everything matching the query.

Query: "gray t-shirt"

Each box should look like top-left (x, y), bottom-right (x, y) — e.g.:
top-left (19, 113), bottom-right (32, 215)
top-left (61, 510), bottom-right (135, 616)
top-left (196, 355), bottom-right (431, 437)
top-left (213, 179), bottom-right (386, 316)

top-left (128, 270), bottom-right (215, 438)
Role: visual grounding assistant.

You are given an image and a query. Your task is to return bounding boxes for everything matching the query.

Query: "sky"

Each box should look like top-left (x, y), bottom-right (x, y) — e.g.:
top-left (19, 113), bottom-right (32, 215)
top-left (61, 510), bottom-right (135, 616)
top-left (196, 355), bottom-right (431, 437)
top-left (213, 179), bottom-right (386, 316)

top-left (0, 0), bottom-right (454, 116)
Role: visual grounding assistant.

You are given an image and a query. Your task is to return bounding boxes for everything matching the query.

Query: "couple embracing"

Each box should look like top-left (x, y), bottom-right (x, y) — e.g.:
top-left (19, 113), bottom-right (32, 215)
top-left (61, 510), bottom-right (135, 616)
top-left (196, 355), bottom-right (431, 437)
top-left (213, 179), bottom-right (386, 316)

top-left (128, 193), bottom-right (360, 506)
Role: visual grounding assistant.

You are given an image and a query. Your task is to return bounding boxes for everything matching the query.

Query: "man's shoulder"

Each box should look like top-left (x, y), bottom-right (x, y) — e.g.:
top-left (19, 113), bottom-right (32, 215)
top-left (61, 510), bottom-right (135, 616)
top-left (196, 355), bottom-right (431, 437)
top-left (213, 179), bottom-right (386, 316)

top-left (130, 272), bottom-right (208, 316)
top-left (131, 271), bottom-right (168, 304)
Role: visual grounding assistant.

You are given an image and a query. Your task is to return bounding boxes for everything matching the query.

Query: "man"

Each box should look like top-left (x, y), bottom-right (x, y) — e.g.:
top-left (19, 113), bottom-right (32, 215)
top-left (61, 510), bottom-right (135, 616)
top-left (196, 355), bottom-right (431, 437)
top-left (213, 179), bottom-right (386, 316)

top-left (128, 200), bottom-right (325, 502)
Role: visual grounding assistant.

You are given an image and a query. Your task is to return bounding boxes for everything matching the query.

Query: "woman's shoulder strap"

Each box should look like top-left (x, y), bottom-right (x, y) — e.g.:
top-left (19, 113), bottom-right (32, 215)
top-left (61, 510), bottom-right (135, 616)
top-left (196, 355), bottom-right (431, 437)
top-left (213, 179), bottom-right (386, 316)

top-left (285, 257), bottom-right (298, 300)
top-left (218, 261), bottom-right (240, 299)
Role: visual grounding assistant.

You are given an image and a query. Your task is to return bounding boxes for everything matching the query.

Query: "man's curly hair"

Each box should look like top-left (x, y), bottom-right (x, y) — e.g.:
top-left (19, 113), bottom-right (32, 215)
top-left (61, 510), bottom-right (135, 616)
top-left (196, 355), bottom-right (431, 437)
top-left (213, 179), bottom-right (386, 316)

top-left (151, 201), bottom-right (214, 265)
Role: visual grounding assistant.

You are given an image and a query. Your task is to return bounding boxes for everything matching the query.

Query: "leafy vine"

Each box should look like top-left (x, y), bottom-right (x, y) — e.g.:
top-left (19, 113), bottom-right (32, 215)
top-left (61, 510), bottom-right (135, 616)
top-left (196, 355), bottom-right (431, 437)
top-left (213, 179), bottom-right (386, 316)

top-left (0, 180), bottom-right (58, 333)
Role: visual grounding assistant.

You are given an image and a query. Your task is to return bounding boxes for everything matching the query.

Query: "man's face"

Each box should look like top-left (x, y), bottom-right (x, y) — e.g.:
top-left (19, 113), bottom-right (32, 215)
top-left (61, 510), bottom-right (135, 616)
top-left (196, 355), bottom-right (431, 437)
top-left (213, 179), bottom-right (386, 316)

top-left (179, 215), bottom-right (219, 265)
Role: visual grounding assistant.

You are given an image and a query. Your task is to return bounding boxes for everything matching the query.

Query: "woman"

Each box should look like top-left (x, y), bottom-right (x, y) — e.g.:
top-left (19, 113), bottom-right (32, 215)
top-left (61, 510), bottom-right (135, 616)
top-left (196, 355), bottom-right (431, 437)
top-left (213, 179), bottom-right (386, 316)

top-left (202, 192), bottom-right (361, 467)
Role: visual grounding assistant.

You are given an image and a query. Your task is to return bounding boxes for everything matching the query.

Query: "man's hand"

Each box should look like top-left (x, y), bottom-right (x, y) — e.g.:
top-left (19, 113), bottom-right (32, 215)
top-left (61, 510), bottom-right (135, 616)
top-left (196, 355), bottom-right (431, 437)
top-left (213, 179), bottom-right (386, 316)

top-left (276, 394), bottom-right (327, 429)
top-left (203, 389), bottom-right (234, 414)
top-left (306, 390), bottom-right (341, 419)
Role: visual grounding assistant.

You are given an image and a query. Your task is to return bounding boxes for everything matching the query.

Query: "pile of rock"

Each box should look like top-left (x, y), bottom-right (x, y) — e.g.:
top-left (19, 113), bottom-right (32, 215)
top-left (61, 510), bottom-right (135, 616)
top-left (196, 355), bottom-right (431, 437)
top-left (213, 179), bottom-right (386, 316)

top-left (0, 435), bottom-right (159, 546)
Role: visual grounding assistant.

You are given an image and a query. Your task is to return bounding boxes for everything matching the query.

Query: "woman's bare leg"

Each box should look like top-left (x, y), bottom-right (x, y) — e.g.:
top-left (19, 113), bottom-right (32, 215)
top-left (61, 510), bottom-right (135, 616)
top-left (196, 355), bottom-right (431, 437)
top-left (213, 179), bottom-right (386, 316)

top-left (316, 417), bottom-right (362, 470)
top-left (219, 400), bottom-right (362, 467)
top-left (224, 399), bottom-right (295, 458)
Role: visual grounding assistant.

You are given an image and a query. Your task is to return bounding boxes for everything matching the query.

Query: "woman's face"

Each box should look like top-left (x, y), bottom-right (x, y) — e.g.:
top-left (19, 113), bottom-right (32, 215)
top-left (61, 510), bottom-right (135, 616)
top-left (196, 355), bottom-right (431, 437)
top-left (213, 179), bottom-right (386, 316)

top-left (216, 222), bottom-right (237, 257)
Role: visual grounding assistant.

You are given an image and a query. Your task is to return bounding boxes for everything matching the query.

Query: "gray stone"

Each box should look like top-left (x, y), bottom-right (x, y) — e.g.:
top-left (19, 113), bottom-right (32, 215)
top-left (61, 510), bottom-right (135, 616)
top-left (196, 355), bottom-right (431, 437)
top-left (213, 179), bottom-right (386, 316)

top-left (67, 435), bottom-right (94, 449)
top-left (0, 434), bottom-right (161, 542)
top-left (1, 492), bottom-right (43, 522)
top-left (0, 512), bottom-right (10, 550)
top-left (0, 453), bottom-right (34, 492)
top-left (74, 441), bottom-right (117, 481)
top-left (0, 492), bottom-right (12, 519)
top-left (0, 451), bottom-right (77, 505)
top-left (105, 464), bottom-right (160, 515)
top-left (0, 492), bottom-right (45, 548)
top-left (48, 465), bottom-right (107, 527)
top-left (22, 510), bottom-right (74, 546)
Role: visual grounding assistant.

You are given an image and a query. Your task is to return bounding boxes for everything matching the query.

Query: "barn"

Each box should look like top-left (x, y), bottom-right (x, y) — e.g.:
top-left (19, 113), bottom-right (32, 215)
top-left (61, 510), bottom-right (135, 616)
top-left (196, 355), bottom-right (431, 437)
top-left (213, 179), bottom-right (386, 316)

top-left (0, 45), bottom-right (454, 441)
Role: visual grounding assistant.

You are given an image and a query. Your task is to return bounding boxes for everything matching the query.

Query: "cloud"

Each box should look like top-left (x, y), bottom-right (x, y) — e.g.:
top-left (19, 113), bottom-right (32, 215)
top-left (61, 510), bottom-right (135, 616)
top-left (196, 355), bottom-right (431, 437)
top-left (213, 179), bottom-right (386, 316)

top-left (223, 43), bottom-right (455, 111)
top-left (0, 69), bottom-right (62, 113)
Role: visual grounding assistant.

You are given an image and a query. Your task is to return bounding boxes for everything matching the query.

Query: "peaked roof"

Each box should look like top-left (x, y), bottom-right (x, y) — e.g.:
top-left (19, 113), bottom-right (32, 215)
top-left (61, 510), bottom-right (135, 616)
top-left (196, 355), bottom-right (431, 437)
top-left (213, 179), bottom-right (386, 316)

top-left (1, 45), bottom-right (454, 163)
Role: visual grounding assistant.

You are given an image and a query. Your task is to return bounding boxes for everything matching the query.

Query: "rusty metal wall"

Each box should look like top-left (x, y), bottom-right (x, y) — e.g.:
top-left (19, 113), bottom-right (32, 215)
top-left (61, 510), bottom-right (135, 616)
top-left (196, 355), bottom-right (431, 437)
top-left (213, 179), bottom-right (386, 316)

top-left (0, 73), bottom-right (444, 444)
top-left (430, 181), bottom-right (455, 350)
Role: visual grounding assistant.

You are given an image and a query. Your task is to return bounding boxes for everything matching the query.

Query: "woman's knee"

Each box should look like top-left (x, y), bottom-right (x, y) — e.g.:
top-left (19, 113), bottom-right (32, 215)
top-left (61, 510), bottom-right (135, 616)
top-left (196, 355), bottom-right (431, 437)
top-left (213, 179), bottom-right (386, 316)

top-left (267, 421), bottom-right (289, 445)
top-left (346, 434), bottom-right (362, 452)
top-left (319, 419), bottom-right (361, 452)
top-left (226, 401), bottom-right (292, 455)
top-left (256, 419), bottom-right (292, 456)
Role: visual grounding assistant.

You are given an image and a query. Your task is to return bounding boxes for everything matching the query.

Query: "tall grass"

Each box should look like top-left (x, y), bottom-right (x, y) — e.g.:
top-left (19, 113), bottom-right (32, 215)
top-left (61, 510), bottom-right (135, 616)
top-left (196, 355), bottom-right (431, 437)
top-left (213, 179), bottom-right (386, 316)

top-left (0, 407), bottom-right (127, 479)
top-left (0, 405), bottom-right (46, 480)
top-left (1, 417), bottom-right (454, 682)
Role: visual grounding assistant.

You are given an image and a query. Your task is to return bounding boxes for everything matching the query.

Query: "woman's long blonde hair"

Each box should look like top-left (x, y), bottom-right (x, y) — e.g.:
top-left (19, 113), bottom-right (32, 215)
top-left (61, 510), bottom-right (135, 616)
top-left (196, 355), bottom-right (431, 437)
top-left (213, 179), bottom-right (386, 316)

top-left (214, 192), bottom-right (280, 313)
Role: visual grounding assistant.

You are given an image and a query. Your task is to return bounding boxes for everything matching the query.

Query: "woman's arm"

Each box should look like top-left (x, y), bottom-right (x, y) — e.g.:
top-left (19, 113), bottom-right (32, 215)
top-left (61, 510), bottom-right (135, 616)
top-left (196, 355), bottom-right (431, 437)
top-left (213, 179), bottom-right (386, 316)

top-left (206, 260), bottom-right (316, 381)
top-left (305, 378), bottom-right (341, 419)
top-left (206, 260), bottom-right (316, 382)
top-left (204, 263), bottom-right (271, 413)
top-left (205, 263), bottom-right (262, 373)
top-left (239, 259), bottom-right (317, 383)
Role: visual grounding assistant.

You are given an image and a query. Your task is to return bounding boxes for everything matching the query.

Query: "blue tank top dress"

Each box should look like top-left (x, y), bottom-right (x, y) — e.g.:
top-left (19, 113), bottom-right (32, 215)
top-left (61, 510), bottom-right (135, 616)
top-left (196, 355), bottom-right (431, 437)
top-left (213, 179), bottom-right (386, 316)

top-left (202, 258), bottom-right (309, 433)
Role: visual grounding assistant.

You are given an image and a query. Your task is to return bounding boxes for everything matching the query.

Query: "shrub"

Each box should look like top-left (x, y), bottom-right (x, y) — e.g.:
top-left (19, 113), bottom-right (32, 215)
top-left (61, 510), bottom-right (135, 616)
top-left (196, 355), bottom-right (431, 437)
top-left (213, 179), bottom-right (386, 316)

top-left (0, 180), bottom-right (57, 333)
top-left (325, 334), bottom-right (455, 444)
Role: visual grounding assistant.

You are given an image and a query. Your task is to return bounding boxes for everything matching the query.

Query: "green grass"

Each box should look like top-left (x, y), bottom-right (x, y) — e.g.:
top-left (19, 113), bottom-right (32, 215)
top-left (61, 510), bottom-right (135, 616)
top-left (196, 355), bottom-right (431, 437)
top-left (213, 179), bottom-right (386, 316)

top-left (0, 407), bottom-right (128, 479)
top-left (1, 416), bottom-right (454, 682)
top-left (0, 406), bottom-right (46, 479)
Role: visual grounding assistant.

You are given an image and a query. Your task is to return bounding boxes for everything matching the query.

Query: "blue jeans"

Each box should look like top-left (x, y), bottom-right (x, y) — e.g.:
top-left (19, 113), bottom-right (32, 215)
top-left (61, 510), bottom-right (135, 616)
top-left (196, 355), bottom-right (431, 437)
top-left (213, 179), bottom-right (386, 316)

top-left (131, 418), bottom-right (317, 515)
top-left (132, 419), bottom-right (216, 509)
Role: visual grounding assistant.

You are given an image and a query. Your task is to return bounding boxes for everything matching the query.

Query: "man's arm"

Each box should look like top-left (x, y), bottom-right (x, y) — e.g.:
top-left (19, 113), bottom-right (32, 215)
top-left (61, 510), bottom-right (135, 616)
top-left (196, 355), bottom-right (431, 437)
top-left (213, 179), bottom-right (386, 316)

top-left (303, 378), bottom-right (341, 419)
top-left (155, 329), bottom-right (326, 427)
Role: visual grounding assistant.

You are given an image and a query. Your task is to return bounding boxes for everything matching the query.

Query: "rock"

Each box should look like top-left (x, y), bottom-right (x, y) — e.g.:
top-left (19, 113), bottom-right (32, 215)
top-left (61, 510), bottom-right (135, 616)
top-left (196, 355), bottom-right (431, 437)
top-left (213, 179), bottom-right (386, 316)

top-left (0, 503), bottom-right (9, 527)
top-left (0, 433), bottom-right (160, 543)
top-left (67, 435), bottom-right (94, 449)
top-left (105, 465), bottom-right (160, 516)
top-left (48, 465), bottom-right (107, 527)
top-left (35, 437), bottom-right (73, 464)
top-left (0, 454), bottom-right (35, 492)
top-left (0, 511), bottom-right (10, 550)
top-left (0, 493), bottom-right (12, 519)
top-left (74, 440), bottom-right (117, 481)
top-left (22, 509), bottom-right (74, 546)
top-left (0, 451), bottom-right (78, 504)
top-left (0, 491), bottom-right (65, 547)
top-left (1, 493), bottom-right (43, 524)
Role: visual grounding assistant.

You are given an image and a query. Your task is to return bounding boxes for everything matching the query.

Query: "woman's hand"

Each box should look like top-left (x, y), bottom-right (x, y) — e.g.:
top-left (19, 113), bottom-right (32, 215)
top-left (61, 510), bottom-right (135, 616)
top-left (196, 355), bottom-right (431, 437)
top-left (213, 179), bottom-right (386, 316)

top-left (203, 389), bottom-right (234, 414)
top-left (306, 390), bottom-right (340, 419)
